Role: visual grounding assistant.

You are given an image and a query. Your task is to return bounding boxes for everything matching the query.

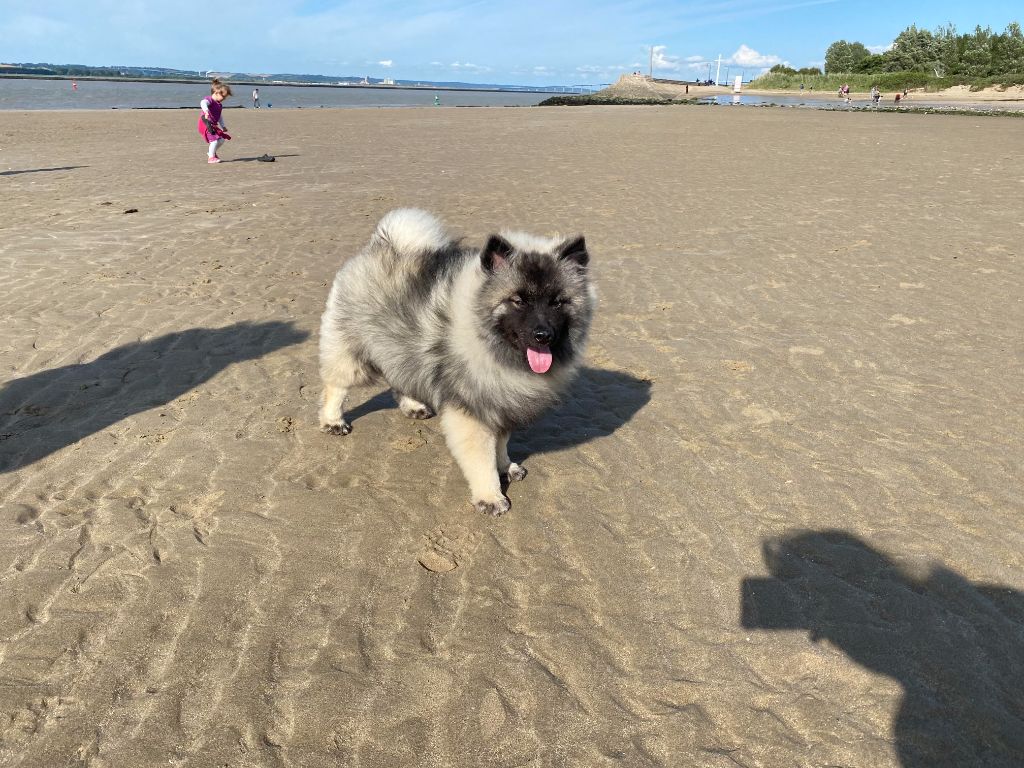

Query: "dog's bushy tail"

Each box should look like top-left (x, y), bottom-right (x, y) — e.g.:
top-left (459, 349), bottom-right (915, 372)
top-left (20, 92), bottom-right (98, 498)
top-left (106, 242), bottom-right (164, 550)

top-left (372, 208), bottom-right (450, 261)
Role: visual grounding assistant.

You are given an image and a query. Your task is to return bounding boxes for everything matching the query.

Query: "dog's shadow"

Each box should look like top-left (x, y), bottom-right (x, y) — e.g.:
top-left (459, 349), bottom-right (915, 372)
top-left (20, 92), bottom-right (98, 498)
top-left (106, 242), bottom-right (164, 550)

top-left (0, 321), bottom-right (308, 473)
top-left (346, 368), bottom-right (651, 459)
top-left (510, 368), bottom-right (651, 459)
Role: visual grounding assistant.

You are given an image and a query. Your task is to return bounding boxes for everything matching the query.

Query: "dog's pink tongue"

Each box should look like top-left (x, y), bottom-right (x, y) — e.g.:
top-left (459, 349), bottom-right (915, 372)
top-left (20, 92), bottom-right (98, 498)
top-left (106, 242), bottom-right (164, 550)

top-left (527, 345), bottom-right (553, 374)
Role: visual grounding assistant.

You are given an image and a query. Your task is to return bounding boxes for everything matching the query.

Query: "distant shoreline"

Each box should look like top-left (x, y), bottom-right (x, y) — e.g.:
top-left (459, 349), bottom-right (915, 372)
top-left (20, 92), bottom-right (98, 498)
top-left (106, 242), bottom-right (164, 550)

top-left (638, 73), bottom-right (1024, 104)
top-left (536, 74), bottom-right (1024, 115)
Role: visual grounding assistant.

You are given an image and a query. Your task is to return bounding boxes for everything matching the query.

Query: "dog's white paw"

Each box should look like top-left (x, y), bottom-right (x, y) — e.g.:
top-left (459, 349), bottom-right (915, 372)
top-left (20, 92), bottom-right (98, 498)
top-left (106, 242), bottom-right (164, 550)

top-left (398, 395), bottom-right (435, 420)
top-left (473, 495), bottom-right (511, 517)
top-left (505, 463), bottom-right (528, 482)
top-left (401, 403), bottom-right (434, 420)
top-left (320, 420), bottom-right (351, 436)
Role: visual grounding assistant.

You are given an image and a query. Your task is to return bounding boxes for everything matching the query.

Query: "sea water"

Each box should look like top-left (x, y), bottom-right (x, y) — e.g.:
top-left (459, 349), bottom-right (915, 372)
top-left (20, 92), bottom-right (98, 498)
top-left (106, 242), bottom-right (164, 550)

top-left (0, 78), bottom-right (548, 110)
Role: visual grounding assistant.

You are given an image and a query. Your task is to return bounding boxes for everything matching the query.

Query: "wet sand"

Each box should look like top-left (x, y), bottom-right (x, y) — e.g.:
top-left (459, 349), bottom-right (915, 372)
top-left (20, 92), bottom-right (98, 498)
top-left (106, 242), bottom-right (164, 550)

top-left (1, 106), bottom-right (1022, 766)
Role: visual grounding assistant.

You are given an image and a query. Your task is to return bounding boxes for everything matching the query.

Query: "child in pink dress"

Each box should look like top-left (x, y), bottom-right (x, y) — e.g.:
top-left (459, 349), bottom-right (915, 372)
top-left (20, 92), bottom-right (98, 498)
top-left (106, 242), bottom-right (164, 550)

top-left (198, 80), bottom-right (232, 164)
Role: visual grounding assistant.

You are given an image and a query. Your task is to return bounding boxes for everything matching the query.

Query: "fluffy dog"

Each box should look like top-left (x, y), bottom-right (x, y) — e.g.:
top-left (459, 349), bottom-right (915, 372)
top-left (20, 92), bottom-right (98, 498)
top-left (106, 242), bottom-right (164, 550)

top-left (318, 209), bottom-right (595, 515)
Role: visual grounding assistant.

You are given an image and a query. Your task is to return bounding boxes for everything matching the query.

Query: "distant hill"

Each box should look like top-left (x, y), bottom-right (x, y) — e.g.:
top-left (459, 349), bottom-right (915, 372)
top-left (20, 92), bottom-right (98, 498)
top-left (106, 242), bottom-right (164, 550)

top-left (0, 62), bottom-right (601, 93)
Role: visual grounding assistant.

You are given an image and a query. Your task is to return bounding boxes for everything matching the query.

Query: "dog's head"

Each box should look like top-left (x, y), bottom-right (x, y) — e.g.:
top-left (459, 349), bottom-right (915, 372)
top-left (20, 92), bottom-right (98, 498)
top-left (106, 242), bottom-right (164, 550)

top-left (476, 231), bottom-right (595, 375)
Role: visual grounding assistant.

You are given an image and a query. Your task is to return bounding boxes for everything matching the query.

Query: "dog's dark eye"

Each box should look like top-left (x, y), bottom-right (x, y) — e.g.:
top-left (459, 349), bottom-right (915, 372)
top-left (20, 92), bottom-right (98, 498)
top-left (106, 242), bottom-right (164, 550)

top-left (509, 295), bottom-right (525, 308)
top-left (551, 297), bottom-right (569, 307)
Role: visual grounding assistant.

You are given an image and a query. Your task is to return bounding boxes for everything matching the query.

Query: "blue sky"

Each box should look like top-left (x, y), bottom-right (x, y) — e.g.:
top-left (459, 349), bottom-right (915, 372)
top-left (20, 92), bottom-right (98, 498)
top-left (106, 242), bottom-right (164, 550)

top-left (1, 1), bottom-right (1020, 84)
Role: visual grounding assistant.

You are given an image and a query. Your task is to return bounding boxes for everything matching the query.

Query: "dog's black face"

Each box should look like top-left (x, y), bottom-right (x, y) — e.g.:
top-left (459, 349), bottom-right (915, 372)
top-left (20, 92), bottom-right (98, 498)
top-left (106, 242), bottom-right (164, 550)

top-left (478, 234), bottom-right (592, 374)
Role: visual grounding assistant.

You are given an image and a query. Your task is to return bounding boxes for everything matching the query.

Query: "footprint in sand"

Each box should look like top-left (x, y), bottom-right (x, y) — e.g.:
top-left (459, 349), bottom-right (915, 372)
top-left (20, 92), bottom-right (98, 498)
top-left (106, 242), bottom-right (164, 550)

top-left (417, 526), bottom-right (482, 573)
top-left (13, 504), bottom-right (41, 526)
top-left (418, 549), bottom-right (459, 573)
top-left (390, 427), bottom-right (429, 453)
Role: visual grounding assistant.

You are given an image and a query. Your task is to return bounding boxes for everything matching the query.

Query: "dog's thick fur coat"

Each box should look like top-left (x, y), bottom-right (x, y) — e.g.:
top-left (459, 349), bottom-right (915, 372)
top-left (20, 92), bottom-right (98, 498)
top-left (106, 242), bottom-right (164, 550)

top-left (319, 209), bottom-right (595, 515)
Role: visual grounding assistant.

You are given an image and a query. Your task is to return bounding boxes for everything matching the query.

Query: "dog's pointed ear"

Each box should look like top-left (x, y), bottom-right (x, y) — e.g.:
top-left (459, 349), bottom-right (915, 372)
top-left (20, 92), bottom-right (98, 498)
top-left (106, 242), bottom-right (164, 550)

top-left (481, 235), bottom-right (514, 272)
top-left (557, 235), bottom-right (589, 268)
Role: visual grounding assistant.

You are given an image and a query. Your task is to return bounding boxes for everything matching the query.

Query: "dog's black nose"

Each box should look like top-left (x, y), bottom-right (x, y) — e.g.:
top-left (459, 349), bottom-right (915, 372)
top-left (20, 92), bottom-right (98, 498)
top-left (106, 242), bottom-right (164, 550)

top-left (533, 328), bottom-right (553, 345)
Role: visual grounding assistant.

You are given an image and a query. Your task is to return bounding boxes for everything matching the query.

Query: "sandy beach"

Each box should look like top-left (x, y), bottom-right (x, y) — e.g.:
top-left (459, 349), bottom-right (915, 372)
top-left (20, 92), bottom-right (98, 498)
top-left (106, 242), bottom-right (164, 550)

top-left (747, 83), bottom-right (1024, 104)
top-left (1, 105), bottom-right (1022, 766)
top-left (613, 75), bottom-right (1024, 107)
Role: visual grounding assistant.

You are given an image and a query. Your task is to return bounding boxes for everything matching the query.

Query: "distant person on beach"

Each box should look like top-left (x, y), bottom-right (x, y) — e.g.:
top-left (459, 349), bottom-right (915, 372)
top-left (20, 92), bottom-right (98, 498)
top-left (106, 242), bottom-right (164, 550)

top-left (871, 85), bottom-right (880, 105)
top-left (252, 87), bottom-right (260, 109)
top-left (198, 79), bottom-right (232, 164)
top-left (894, 92), bottom-right (902, 105)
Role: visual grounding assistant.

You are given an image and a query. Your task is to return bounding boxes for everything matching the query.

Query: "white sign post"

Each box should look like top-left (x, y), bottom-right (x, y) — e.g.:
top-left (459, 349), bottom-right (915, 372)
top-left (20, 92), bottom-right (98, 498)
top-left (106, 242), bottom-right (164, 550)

top-left (733, 75), bottom-right (742, 93)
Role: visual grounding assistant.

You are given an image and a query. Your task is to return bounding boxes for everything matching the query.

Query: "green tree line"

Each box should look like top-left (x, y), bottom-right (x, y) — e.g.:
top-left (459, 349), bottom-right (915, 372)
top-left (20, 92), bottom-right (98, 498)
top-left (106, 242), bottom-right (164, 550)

top-left (825, 22), bottom-right (1024, 76)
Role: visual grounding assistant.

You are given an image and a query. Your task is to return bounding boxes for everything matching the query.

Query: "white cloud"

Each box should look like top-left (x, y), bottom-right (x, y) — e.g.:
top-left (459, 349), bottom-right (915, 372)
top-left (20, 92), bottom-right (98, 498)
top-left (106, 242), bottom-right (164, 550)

top-left (450, 61), bottom-right (491, 73)
top-left (867, 43), bottom-right (892, 55)
top-left (685, 55), bottom-right (704, 62)
top-left (378, 59), bottom-right (393, 68)
top-left (727, 44), bottom-right (784, 69)
top-left (651, 45), bottom-right (681, 72)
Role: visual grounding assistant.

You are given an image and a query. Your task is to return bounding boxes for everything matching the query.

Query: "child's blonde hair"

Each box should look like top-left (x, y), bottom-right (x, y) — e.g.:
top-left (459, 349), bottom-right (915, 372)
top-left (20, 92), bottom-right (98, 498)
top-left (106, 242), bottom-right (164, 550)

top-left (211, 78), bottom-right (232, 98)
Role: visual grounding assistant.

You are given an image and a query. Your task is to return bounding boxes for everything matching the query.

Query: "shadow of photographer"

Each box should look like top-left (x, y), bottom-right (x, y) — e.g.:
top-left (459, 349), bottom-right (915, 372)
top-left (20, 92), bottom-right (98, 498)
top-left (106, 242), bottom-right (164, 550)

top-left (741, 530), bottom-right (1024, 766)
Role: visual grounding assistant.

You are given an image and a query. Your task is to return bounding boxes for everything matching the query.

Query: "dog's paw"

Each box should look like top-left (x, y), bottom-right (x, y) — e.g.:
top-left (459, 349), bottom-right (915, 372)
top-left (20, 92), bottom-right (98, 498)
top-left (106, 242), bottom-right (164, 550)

top-left (401, 404), bottom-right (434, 420)
top-left (504, 463), bottom-right (528, 482)
top-left (320, 420), bottom-right (352, 436)
top-left (473, 495), bottom-right (511, 517)
top-left (398, 395), bottom-right (435, 421)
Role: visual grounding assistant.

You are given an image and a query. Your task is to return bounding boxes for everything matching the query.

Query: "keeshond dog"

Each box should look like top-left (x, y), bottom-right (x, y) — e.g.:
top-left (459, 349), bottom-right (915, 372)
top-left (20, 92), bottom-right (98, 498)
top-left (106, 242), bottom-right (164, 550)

top-left (318, 209), bottom-right (595, 516)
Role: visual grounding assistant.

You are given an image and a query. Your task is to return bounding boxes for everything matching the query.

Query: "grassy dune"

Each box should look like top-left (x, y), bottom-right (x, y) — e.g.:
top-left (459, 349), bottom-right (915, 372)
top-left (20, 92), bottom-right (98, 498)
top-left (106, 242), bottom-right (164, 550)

top-left (752, 71), bottom-right (1024, 92)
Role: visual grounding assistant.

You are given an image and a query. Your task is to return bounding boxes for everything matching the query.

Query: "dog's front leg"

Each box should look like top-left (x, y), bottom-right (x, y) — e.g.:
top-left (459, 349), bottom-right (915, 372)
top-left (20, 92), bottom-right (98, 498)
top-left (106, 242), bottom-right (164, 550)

top-left (497, 432), bottom-right (527, 482)
top-left (440, 408), bottom-right (509, 516)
